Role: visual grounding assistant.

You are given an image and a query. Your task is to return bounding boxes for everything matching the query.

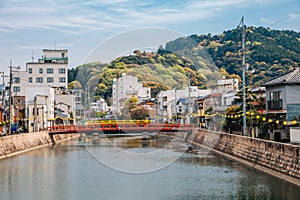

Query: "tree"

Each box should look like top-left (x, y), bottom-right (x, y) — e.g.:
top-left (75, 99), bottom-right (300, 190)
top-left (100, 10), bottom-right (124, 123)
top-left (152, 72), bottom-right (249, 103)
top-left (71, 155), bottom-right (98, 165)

top-left (121, 96), bottom-right (138, 119)
top-left (94, 83), bottom-right (107, 98)
top-left (130, 106), bottom-right (149, 120)
top-left (68, 81), bottom-right (82, 89)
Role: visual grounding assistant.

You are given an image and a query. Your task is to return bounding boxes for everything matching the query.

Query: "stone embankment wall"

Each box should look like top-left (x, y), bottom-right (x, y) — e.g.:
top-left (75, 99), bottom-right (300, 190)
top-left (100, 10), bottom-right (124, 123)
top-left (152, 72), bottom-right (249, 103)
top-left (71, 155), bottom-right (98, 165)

top-left (0, 132), bottom-right (79, 159)
top-left (168, 129), bottom-right (300, 186)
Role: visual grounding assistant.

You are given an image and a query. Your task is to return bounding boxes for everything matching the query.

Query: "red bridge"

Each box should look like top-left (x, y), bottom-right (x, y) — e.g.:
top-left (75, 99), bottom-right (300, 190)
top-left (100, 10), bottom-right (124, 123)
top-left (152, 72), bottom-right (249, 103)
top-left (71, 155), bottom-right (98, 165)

top-left (47, 123), bottom-right (194, 135)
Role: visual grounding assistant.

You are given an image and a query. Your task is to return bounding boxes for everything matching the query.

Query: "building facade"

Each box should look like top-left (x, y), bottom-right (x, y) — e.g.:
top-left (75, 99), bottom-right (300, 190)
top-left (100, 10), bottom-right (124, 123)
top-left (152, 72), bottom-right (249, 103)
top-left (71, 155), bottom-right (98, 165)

top-left (112, 73), bottom-right (151, 116)
top-left (12, 49), bottom-right (68, 96)
top-left (263, 68), bottom-right (300, 142)
top-left (26, 87), bottom-right (55, 132)
top-left (9, 49), bottom-right (70, 132)
top-left (157, 86), bottom-right (211, 123)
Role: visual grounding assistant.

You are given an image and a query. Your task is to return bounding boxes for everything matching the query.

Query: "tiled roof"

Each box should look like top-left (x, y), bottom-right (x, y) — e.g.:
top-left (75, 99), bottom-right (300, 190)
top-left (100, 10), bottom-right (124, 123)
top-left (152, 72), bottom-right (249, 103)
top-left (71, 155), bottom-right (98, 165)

top-left (263, 68), bottom-right (300, 86)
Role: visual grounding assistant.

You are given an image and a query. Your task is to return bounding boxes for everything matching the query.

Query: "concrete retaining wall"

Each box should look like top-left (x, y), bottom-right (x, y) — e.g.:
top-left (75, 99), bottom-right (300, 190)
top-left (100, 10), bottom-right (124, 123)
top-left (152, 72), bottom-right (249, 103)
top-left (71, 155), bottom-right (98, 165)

top-left (0, 132), bottom-right (79, 159)
top-left (167, 129), bottom-right (300, 186)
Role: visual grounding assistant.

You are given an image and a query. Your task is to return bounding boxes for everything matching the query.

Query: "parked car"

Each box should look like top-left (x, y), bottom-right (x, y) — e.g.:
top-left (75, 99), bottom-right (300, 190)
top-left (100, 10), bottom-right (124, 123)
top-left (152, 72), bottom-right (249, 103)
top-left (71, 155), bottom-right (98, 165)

top-left (11, 123), bottom-right (22, 134)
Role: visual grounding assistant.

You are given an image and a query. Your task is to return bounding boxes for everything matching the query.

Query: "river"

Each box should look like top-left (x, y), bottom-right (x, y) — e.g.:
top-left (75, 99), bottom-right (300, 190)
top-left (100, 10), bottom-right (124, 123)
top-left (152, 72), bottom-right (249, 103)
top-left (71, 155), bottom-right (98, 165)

top-left (0, 137), bottom-right (299, 200)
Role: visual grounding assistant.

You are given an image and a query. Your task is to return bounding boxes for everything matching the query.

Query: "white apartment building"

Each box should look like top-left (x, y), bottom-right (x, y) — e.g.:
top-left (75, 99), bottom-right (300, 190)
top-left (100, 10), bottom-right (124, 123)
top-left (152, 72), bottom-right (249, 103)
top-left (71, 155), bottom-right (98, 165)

top-left (90, 99), bottom-right (108, 113)
top-left (12, 49), bottom-right (68, 96)
top-left (112, 73), bottom-right (151, 115)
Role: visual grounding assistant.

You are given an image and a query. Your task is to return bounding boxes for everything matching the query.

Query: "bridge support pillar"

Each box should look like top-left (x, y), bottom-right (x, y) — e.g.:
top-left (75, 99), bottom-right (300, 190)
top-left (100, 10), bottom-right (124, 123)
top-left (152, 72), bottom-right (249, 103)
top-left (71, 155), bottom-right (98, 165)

top-left (142, 132), bottom-right (149, 147)
top-left (79, 133), bottom-right (86, 142)
top-left (92, 132), bottom-right (99, 144)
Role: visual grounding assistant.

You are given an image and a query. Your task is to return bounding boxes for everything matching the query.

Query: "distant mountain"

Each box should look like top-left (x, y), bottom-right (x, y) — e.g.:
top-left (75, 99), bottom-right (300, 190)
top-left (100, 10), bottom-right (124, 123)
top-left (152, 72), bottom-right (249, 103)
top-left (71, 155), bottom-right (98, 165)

top-left (68, 26), bottom-right (300, 103)
top-left (165, 26), bottom-right (300, 86)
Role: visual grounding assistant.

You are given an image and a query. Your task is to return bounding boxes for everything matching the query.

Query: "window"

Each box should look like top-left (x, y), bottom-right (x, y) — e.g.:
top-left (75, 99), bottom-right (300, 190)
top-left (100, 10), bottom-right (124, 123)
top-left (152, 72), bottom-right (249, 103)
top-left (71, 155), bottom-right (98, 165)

top-left (59, 68), bottom-right (66, 74)
top-left (14, 77), bottom-right (20, 83)
top-left (28, 68), bottom-right (32, 74)
top-left (47, 68), bottom-right (53, 74)
top-left (36, 77), bottom-right (43, 83)
top-left (39, 68), bottom-right (43, 74)
top-left (13, 86), bottom-right (20, 92)
top-left (59, 77), bottom-right (65, 83)
top-left (47, 77), bottom-right (54, 83)
top-left (270, 91), bottom-right (281, 100)
top-left (268, 91), bottom-right (282, 110)
top-left (29, 77), bottom-right (32, 83)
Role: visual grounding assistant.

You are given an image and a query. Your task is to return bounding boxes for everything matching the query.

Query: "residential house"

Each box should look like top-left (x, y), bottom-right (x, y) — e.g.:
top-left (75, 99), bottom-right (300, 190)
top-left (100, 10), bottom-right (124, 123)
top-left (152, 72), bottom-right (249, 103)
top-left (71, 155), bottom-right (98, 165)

top-left (207, 78), bottom-right (239, 113)
top-left (263, 67), bottom-right (300, 142)
top-left (26, 87), bottom-right (55, 132)
top-left (157, 86), bottom-right (210, 123)
top-left (55, 88), bottom-right (76, 125)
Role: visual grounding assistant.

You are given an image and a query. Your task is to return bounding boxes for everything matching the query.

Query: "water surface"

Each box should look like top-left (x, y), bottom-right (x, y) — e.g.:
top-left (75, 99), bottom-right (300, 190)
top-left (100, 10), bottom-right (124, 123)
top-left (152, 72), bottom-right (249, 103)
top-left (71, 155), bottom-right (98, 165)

top-left (0, 138), bottom-right (299, 200)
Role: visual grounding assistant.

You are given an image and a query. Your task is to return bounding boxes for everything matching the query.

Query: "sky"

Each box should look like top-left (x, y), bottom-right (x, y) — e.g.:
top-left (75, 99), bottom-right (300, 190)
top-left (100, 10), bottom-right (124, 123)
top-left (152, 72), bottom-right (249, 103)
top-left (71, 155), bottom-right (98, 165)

top-left (0, 0), bottom-right (300, 71)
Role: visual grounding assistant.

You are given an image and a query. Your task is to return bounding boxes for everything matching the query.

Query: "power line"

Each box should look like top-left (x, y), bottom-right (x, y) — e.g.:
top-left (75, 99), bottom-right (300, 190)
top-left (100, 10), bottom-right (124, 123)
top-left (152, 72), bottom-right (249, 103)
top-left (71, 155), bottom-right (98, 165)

top-left (269, 12), bottom-right (300, 27)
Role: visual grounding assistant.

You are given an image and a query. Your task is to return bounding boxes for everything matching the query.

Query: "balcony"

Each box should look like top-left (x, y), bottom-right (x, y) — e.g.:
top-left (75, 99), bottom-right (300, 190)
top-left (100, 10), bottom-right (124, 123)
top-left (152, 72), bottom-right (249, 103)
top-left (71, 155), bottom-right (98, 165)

top-left (267, 99), bottom-right (282, 110)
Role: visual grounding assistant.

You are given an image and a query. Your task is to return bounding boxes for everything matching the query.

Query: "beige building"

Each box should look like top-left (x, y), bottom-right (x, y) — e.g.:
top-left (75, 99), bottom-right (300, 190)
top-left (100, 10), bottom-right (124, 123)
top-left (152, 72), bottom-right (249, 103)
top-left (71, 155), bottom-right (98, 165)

top-left (10, 49), bottom-right (71, 131)
top-left (12, 49), bottom-right (68, 96)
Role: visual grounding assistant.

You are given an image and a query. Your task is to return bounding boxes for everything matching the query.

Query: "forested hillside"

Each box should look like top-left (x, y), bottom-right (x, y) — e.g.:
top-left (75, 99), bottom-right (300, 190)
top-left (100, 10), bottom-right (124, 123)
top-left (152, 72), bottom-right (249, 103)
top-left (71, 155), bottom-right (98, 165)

top-left (68, 26), bottom-right (300, 103)
top-left (166, 26), bottom-right (300, 86)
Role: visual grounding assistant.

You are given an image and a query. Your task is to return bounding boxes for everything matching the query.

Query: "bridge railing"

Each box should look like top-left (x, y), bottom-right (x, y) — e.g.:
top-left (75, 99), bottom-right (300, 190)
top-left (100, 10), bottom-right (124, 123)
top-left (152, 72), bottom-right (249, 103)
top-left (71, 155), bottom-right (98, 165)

top-left (47, 123), bottom-right (194, 134)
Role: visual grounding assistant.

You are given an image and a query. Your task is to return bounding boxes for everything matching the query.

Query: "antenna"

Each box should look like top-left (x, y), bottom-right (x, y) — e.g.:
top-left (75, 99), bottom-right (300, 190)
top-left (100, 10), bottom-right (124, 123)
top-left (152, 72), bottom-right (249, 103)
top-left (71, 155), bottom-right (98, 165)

top-left (54, 41), bottom-right (56, 50)
top-left (31, 50), bottom-right (34, 62)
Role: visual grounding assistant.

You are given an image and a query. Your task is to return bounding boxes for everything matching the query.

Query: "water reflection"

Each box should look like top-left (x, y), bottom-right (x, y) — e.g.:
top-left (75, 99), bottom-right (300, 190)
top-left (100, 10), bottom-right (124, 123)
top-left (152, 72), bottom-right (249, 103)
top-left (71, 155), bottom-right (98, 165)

top-left (0, 137), bottom-right (299, 200)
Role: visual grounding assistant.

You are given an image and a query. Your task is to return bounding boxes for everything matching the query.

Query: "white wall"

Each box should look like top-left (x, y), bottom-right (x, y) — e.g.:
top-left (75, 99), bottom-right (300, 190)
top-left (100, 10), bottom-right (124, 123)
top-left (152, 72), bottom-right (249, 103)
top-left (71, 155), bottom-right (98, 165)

top-left (55, 94), bottom-right (76, 119)
top-left (25, 87), bottom-right (55, 132)
top-left (112, 74), bottom-right (151, 115)
top-left (290, 127), bottom-right (300, 143)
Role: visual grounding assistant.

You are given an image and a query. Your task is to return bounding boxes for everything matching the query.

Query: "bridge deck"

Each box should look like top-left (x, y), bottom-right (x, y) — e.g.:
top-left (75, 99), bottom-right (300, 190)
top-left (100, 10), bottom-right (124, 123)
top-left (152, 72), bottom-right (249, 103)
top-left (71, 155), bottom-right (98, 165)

top-left (47, 123), bottom-right (194, 135)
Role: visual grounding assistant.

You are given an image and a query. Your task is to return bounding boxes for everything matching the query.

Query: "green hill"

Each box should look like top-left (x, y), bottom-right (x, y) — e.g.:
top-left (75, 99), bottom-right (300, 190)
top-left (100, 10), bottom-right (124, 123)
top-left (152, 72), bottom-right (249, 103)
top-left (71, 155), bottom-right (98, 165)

top-left (165, 26), bottom-right (300, 86)
top-left (68, 26), bottom-right (300, 103)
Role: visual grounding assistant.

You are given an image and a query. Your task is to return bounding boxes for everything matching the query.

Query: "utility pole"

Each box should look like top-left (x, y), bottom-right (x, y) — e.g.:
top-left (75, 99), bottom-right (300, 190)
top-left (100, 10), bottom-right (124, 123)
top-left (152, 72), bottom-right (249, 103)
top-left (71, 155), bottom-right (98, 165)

top-left (187, 72), bottom-right (191, 124)
top-left (1, 72), bottom-right (4, 105)
top-left (1, 71), bottom-right (5, 133)
top-left (8, 60), bottom-right (20, 135)
top-left (33, 96), bottom-right (38, 132)
top-left (241, 16), bottom-right (247, 136)
top-left (8, 60), bottom-right (12, 135)
top-left (174, 87), bottom-right (177, 123)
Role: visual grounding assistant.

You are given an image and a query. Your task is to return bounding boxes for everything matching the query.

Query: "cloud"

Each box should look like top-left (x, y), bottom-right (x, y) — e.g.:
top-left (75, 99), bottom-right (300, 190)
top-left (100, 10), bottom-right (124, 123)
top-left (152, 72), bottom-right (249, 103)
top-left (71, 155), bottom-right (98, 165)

top-left (289, 13), bottom-right (300, 20)
top-left (16, 43), bottom-right (74, 50)
top-left (260, 17), bottom-right (275, 24)
top-left (0, 0), bottom-right (288, 34)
